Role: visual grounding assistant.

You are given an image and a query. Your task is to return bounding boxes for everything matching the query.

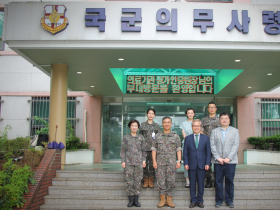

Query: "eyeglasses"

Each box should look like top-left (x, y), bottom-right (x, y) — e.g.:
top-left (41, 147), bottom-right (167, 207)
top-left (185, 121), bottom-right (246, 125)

top-left (192, 125), bottom-right (201, 128)
top-left (163, 122), bottom-right (172, 124)
top-left (208, 107), bottom-right (217, 109)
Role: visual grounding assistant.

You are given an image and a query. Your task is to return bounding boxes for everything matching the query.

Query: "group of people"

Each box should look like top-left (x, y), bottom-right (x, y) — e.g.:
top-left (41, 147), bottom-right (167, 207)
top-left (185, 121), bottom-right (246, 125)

top-left (120, 102), bottom-right (240, 208)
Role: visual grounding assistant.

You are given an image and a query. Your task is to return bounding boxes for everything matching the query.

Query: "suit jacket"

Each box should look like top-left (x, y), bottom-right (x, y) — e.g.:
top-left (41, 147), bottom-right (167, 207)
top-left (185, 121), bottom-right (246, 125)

top-left (183, 134), bottom-right (211, 170)
top-left (210, 126), bottom-right (240, 164)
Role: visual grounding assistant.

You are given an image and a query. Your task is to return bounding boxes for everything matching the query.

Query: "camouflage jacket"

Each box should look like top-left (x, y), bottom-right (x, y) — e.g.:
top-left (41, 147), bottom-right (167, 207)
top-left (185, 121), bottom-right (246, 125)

top-left (151, 132), bottom-right (182, 166)
top-left (201, 116), bottom-right (221, 138)
top-left (139, 121), bottom-right (161, 151)
top-left (120, 134), bottom-right (147, 166)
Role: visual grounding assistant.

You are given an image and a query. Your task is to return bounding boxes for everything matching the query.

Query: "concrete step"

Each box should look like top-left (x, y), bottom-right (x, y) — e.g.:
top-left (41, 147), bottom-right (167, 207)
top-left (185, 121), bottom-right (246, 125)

top-left (48, 185), bottom-right (280, 196)
top-left (41, 204), bottom-right (280, 210)
top-left (43, 194), bottom-right (280, 206)
top-left (52, 177), bottom-right (280, 187)
top-left (57, 170), bottom-right (280, 179)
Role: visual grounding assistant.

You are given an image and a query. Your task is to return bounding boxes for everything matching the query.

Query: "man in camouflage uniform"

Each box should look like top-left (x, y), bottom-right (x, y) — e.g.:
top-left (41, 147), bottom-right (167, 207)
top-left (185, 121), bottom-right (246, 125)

top-left (151, 116), bottom-right (182, 208)
top-left (201, 102), bottom-right (221, 188)
top-left (139, 108), bottom-right (160, 188)
top-left (120, 119), bottom-right (147, 207)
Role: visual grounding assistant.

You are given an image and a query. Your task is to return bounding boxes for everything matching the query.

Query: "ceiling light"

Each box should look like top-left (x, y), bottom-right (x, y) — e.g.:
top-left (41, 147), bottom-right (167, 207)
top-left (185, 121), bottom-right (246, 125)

top-left (77, 72), bottom-right (82, 74)
top-left (90, 86), bottom-right (94, 87)
top-left (235, 60), bottom-right (241, 62)
top-left (248, 86), bottom-right (252, 88)
top-left (118, 58), bottom-right (124, 61)
top-left (267, 73), bottom-right (273, 75)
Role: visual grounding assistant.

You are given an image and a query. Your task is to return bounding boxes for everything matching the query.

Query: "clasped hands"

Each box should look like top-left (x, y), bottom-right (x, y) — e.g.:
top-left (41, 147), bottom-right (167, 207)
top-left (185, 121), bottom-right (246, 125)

top-left (217, 158), bottom-right (231, 165)
top-left (184, 165), bottom-right (210, 170)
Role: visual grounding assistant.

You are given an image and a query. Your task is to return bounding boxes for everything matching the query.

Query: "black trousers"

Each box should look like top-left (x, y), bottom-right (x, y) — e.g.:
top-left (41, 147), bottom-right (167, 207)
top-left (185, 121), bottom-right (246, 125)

top-left (214, 164), bottom-right (236, 203)
top-left (188, 167), bottom-right (206, 203)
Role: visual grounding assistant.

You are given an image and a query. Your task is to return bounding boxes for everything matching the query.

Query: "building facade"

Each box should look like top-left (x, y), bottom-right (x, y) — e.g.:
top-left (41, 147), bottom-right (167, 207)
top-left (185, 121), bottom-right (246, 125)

top-left (1, 0), bottom-right (280, 165)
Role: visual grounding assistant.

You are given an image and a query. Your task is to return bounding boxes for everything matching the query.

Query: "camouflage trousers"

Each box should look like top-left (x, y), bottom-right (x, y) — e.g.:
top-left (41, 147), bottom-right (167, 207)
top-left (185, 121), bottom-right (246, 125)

top-left (156, 164), bottom-right (176, 196)
top-left (143, 151), bottom-right (155, 177)
top-left (124, 165), bottom-right (143, 196)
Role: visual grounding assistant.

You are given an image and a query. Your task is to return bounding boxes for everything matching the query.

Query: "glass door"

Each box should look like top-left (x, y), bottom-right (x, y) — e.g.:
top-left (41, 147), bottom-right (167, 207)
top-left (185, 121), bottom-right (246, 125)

top-left (101, 101), bottom-right (234, 162)
top-left (102, 104), bottom-right (122, 161)
top-left (123, 103), bottom-right (146, 137)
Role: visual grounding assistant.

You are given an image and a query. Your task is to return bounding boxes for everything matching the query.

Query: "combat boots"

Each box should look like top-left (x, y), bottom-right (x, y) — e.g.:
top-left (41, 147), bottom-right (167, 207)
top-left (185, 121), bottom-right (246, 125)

top-left (166, 196), bottom-right (175, 208)
top-left (205, 177), bottom-right (212, 188)
top-left (157, 195), bottom-right (166, 208)
top-left (143, 177), bottom-right (149, 188)
top-left (127, 196), bottom-right (134, 207)
top-left (134, 195), bottom-right (141, 207)
top-left (148, 177), bottom-right (154, 188)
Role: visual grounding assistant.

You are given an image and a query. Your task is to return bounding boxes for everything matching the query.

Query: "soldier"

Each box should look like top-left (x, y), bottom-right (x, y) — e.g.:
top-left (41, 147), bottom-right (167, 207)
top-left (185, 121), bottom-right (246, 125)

top-left (201, 102), bottom-right (221, 188)
top-left (151, 117), bottom-right (182, 208)
top-left (139, 108), bottom-right (160, 188)
top-left (120, 119), bottom-right (147, 208)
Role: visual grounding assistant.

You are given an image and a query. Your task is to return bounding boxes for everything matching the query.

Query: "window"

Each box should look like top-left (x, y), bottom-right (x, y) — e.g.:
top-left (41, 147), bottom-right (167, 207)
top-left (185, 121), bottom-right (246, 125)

top-left (260, 98), bottom-right (280, 137)
top-left (30, 97), bottom-right (78, 137)
top-left (0, 9), bottom-right (4, 51)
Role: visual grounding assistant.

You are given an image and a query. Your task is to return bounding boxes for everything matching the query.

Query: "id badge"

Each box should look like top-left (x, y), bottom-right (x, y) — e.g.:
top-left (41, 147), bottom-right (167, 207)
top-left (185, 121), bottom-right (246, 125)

top-left (152, 132), bottom-right (155, 139)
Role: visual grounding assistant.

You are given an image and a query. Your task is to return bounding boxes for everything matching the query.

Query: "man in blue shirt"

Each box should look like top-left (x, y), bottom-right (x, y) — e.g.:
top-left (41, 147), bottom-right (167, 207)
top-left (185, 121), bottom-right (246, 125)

top-left (210, 112), bottom-right (240, 208)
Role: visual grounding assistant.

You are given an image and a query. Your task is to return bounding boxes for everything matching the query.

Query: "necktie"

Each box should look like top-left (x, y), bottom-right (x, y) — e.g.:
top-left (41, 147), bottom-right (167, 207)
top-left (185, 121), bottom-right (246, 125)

top-left (195, 134), bottom-right (198, 149)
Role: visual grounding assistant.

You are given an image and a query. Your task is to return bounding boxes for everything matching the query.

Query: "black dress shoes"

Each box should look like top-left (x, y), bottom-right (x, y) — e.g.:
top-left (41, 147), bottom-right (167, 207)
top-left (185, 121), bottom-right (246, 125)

top-left (198, 203), bottom-right (204, 208)
top-left (189, 203), bottom-right (196, 208)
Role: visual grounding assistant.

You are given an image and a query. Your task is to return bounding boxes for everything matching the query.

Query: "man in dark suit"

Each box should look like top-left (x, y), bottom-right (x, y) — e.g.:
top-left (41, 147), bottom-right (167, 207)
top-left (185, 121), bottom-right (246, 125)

top-left (183, 119), bottom-right (211, 208)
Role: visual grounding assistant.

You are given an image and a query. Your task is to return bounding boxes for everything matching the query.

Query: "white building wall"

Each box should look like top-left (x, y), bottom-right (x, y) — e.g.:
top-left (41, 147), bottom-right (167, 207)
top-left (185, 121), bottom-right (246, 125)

top-left (251, 0), bottom-right (280, 4)
top-left (0, 55), bottom-right (85, 139)
top-left (0, 96), bottom-right (31, 139)
top-left (0, 56), bottom-right (50, 92)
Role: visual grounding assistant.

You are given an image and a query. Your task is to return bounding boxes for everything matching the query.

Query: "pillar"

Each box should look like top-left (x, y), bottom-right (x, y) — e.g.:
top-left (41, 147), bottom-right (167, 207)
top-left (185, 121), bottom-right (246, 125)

top-left (49, 64), bottom-right (68, 169)
top-left (83, 95), bottom-right (102, 163)
top-left (235, 96), bottom-right (255, 163)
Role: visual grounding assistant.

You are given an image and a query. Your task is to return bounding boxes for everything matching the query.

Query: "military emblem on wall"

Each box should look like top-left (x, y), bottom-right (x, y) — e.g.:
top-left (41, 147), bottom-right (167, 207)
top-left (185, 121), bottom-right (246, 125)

top-left (41, 5), bottom-right (69, 35)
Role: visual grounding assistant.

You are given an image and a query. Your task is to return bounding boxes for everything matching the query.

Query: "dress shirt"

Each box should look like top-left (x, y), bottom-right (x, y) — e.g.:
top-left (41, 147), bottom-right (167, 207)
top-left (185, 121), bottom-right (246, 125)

top-left (221, 127), bottom-right (229, 144)
top-left (193, 133), bottom-right (200, 144)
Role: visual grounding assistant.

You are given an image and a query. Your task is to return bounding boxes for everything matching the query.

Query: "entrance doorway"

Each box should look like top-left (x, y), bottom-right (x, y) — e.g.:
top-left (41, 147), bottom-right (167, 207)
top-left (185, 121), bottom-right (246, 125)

top-left (102, 99), bottom-right (234, 162)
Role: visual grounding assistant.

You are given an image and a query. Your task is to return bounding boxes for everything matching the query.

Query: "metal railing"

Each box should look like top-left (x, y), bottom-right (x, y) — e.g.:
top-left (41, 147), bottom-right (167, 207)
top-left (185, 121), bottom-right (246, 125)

top-left (29, 97), bottom-right (79, 138)
top-left (259, 98), bottom-right (280, 137)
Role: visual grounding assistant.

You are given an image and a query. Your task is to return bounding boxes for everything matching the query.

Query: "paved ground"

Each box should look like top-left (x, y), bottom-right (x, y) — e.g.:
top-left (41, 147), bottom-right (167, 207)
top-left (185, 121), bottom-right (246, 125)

top-left (64, 163), bottom-right (280, 172)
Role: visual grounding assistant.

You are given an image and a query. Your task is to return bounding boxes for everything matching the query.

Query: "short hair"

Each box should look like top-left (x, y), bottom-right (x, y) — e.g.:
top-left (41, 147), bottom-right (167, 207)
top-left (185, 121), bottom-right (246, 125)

top-left (191, 119), bottom-right (202, 127)
top-left (185, 108), bottom-right (195, 115)
top-left (147, 108), bottom-right (156, 115)
top-left (208, 102), bottom-right (216, 107)
top-left (128, 119), bottom-right (140, 128)
top-left (162, 116), bottom-right (172, 122)
top-left (219, 112), bottom-right (230, 119)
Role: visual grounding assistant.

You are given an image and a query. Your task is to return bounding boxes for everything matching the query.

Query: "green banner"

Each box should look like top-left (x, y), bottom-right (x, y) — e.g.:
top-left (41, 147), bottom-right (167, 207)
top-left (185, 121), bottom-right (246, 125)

top-left (126, 75), bottom-right (214, 94)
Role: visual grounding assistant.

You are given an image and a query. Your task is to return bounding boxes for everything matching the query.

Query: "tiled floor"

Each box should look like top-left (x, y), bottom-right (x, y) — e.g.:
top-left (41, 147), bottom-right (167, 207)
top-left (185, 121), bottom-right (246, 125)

top-left (64, 163), bottom-right (280, 172)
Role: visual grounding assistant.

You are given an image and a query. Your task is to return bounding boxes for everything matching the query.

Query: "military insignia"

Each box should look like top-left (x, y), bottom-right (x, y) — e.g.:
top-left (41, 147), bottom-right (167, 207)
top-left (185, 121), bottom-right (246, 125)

top-left (41, 5), bottom-right (69, 35)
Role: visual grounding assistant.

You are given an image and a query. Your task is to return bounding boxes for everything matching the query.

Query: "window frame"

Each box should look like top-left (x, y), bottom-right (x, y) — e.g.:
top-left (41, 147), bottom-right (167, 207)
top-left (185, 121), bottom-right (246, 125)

top-left (0, 7), bottom-right (5, 51)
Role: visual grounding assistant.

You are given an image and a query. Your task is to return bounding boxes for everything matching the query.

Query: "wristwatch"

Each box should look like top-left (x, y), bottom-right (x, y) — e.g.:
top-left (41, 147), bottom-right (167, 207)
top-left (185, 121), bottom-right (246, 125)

top-left (176, 161), bottom-right (182, 163)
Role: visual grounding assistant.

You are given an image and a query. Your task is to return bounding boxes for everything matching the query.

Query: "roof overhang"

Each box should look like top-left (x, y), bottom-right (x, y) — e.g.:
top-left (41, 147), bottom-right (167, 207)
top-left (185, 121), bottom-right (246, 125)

top-left (3, 2), bottom-right (280, 97)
